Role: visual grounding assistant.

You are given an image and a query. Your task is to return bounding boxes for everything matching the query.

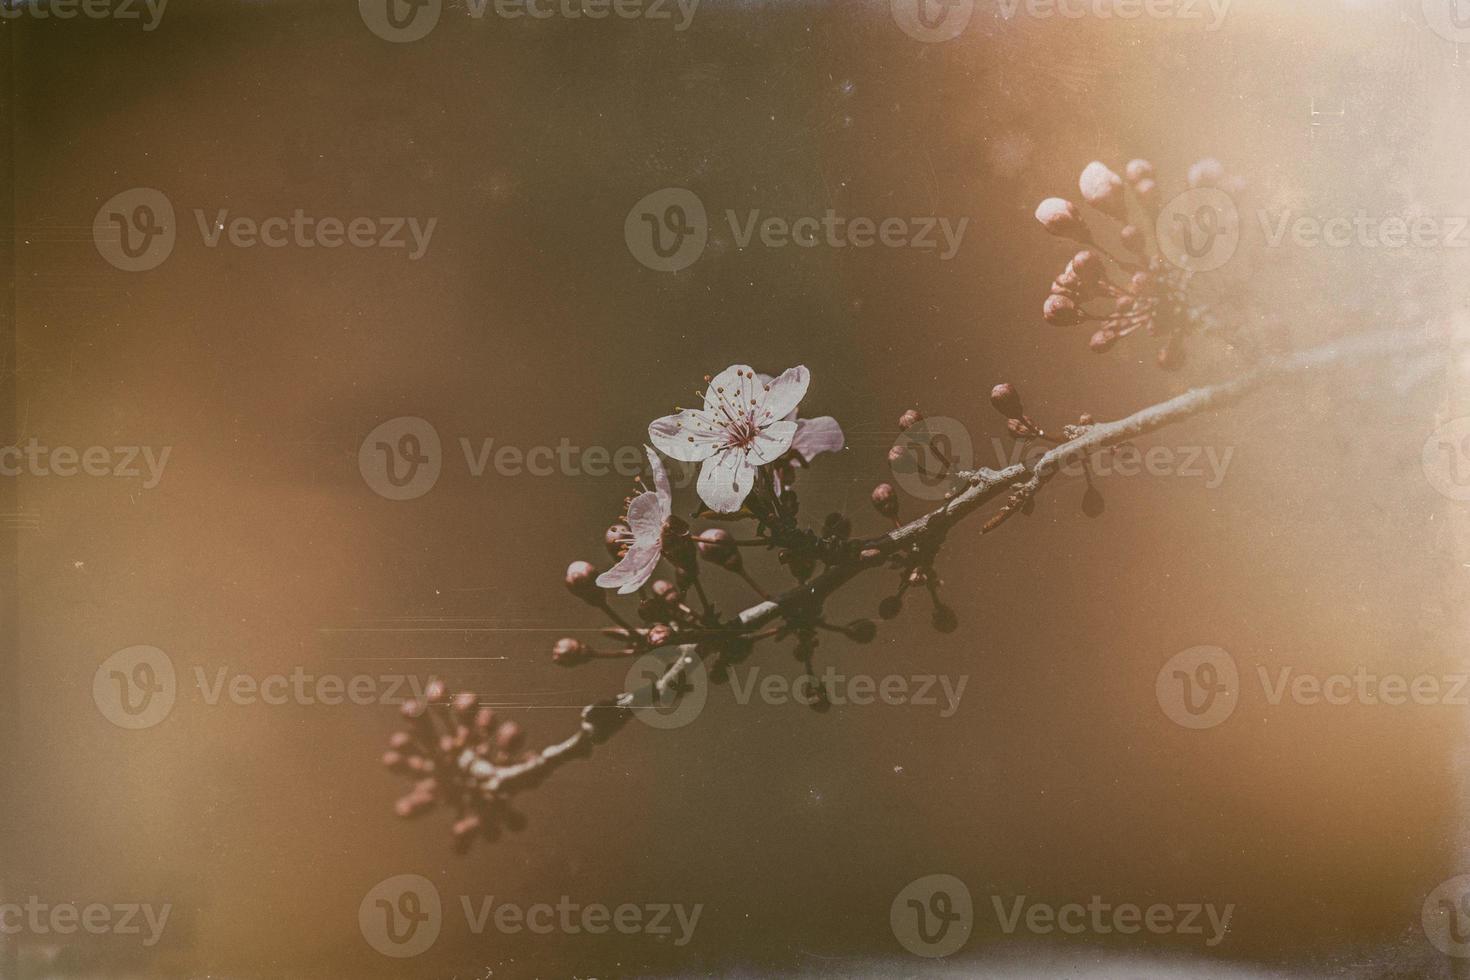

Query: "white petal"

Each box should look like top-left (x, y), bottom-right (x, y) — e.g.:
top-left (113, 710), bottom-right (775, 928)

top-left (703, 364), bottom-right (761, 418)
top-left (749, 419), bottom-right (797, 464)
top-left (625, 491), bottom-right (665, 548)
top-left (759, 365), bottom-right (810, 425)
top-left (790, 416), bottom-right (845, 462)
top-left (596, 544), bottom-right (661, 595)
top-left (696, 447), bottom-right (757, 513)
top-left (649, 410), bottom-right (723, 463)
top-left (644, 445), bottom-right (672, 517)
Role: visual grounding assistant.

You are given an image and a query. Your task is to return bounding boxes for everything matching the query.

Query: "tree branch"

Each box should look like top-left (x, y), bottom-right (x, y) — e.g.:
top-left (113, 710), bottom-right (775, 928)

top-left (411, 325), bottom-right (1447, 821)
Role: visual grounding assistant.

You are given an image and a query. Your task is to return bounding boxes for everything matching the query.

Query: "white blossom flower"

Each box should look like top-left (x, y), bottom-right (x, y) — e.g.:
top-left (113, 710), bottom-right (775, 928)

top-left (648, 364), bottom-right (808, 513)
top-left (756, 372), bottom-right (845, 465)
top-left (596, 447), bottom-right (672, 595)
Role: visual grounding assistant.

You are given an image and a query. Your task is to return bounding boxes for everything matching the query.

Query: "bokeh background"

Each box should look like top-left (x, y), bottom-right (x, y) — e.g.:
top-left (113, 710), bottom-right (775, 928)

top-left (3, 0), bottom-right (1469, 975)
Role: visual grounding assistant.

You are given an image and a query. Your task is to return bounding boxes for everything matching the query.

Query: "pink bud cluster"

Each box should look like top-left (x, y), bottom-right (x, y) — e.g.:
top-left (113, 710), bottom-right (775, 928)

top-left (1035, 157), bottom-right (1237, 370)
top-left (382, 680), bottom-right (531, 850)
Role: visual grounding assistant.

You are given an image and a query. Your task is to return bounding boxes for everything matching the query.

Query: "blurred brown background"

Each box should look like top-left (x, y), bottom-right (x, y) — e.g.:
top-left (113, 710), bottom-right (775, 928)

top-left (3, 0), bottom-right (1468, 975)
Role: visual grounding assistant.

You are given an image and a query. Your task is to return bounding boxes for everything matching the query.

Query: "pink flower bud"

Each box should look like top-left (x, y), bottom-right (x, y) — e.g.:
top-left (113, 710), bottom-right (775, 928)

top-left (990, 383), bottom-right (1025, 420)
top-left (424, 679), bottom-right (449, 705)
top-left (604, 523), bottom-right (627, 558)
top-left (898, 408), bottom-right (924, 431)
top-left (1071, 249), bottom-right (1104, 282)
top-left (1188, 158), bottom-right (1224, 189)
top-left (647, 623), bottom-right (673, 647)
top-left (1125, 158), bottom-right (1154, 184)
top-left (1043, 294), bottom-right (1081, 327)
top-left (1078, 161), bottom-right (1127, 222)
top-left (887, 444), bottom-right (906, 463)
top-left (1089, 329), bottom-right (1117, 353)
top-left (697, 528), bottom-right (740, 566)
top-left (552, 637), bottom-right (588, 665)
top-left (871, 483), bottom-right (899, 519)
top-left (452, 815), bottom-right (482, 841)
top-left (451, 691), bottom-right (478, 716)
top-left (1133, 178), bottom-right (1158, 214)
top-left (495, 721), bottom-right (525, 754)
top-left (651, 579), bottom-right (680, 604)
top-left (1119, 225), bottom-right (1146, 256)
top-left (565, 560), bottom-right (600, 601)
top-left (1035, 197), bottom-right (1092, 242)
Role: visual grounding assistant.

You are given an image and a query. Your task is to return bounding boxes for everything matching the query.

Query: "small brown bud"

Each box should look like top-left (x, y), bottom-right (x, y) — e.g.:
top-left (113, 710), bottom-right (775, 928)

top-left (1071, 249), bottom-right (1104, 281)
top-left (1034, 197), bottom-right (1092, 242)
top-left (990, 383), bottom-right (1025, 421)
top-left (696, 527), bottom-right (741, 570)
top-left (871, 483), bottom-right (899, 519)
top-left (565, 560), bottom-right (601, 602)
top-left (1188, 157), bottom-right (1225, 189)
top-left (1124, 158), bottom-right (1155, 184)
top-left (1120, 224), bottom-right (1146, 255)
top-left (1043, 294), bottom-right (1081, 327)
top-left (552, 637), bottom-right (588, 665)
top-left (651, 580), bottom-right (681, 604)
top-left (495, 721), bottom-right (525, 754)
top-left (1078, 161), bottom-right (1127, 223)
top-left (1089, 330), bottom-right (1118, 353)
